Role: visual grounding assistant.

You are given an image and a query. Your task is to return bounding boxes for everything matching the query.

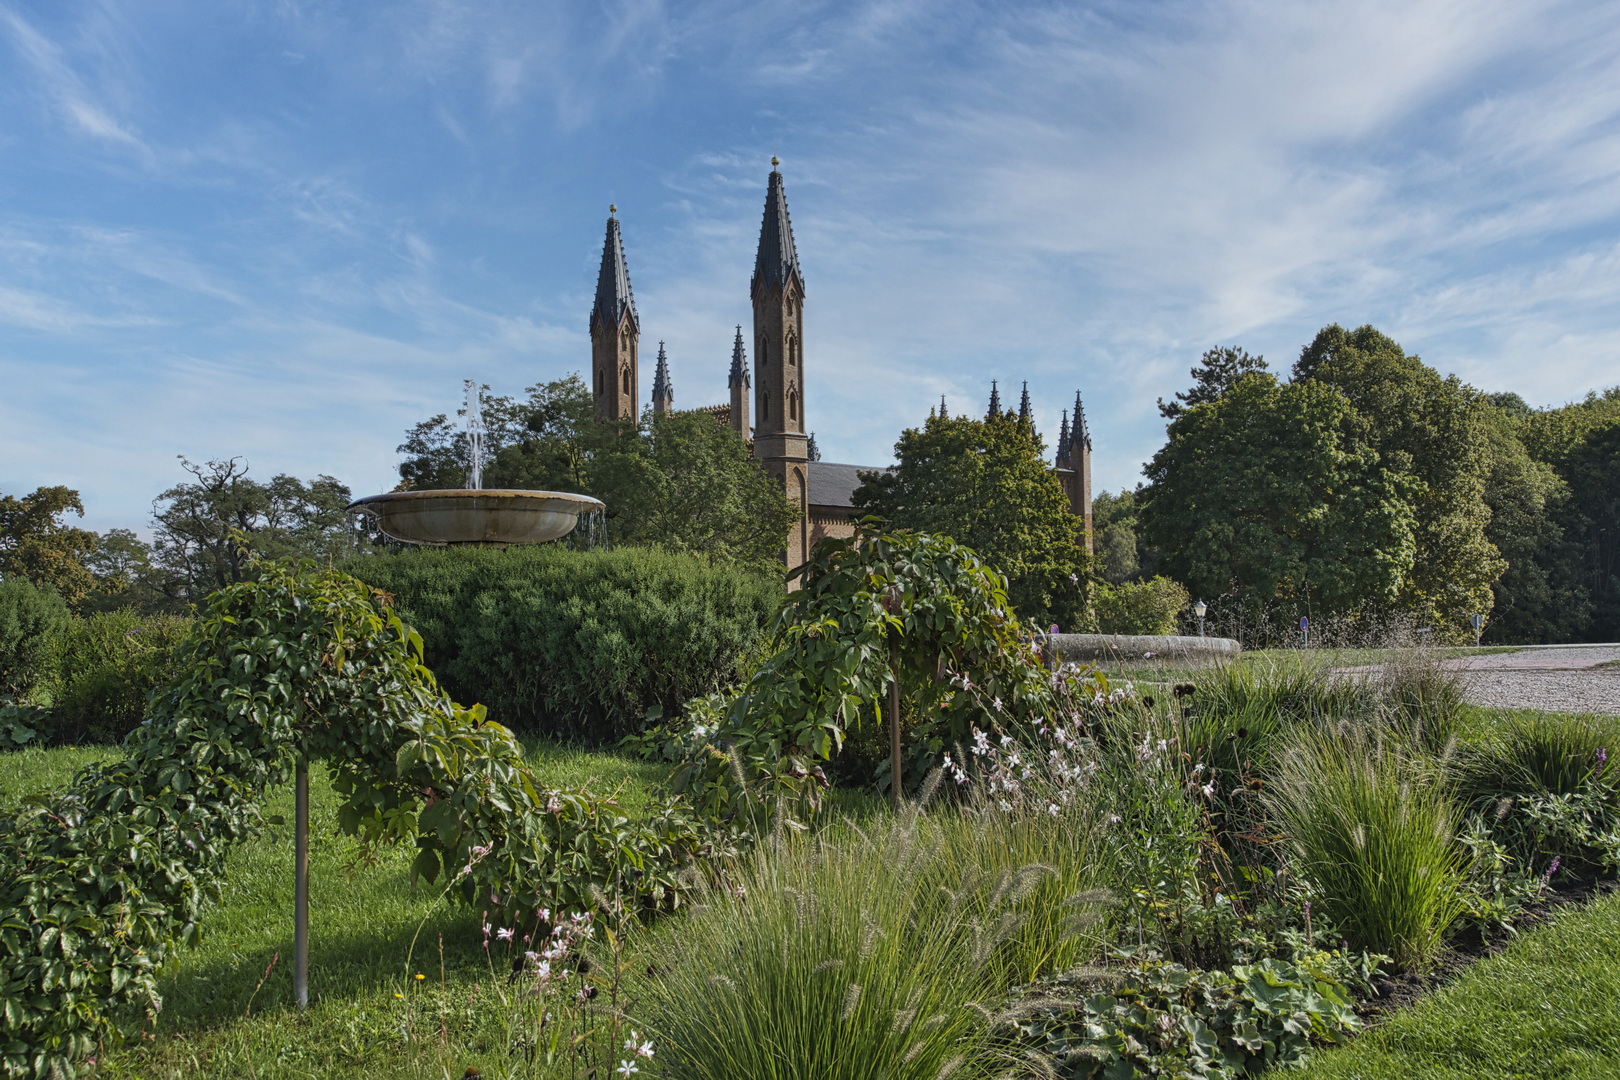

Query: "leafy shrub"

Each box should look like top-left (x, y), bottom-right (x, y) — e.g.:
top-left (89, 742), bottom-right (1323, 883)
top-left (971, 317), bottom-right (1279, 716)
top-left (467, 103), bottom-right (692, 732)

top-left (1002, 951), bottom-right (1372, 1079)
top-left (0, 580), bottom-right (69, 700)
top-left (43, 611), bottom-right (192, 744)
top-left (660, 526), bottom-right (1059, 820)
top-left (0, 703), bottom-right (50, 751)
top-left (1461, 712), bottom-right (1620, 873)
top-left (1093, 575), bottom-right (1190, 635)
top-left (1266, 727), bottom-right (1466, 969)
top-left (0, 559), bottom-right (711, 1079)
top-left (344, 545), bottom-right (778, 741)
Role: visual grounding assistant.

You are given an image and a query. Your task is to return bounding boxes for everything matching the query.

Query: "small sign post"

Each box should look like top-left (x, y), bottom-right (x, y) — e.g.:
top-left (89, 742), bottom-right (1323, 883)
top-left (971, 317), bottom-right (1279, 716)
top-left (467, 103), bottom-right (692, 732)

top-left (1470, 613), bottom-right (1484, 647)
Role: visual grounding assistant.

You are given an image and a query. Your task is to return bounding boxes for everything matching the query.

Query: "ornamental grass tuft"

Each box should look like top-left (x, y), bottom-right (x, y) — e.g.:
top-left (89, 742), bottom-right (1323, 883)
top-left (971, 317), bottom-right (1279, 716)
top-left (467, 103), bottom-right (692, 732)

top-left (642, 791), bottom-right (1110, 1080)
top-left (1266, 726), bottom-right (1467, 970)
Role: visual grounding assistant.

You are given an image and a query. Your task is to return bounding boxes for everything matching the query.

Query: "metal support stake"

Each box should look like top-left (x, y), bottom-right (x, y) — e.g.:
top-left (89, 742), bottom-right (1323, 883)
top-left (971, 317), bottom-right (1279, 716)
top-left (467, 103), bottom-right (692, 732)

top-left (294, 757), bottom-right (309, 1009)
top-left (889, 638), bottom-right (902, 813)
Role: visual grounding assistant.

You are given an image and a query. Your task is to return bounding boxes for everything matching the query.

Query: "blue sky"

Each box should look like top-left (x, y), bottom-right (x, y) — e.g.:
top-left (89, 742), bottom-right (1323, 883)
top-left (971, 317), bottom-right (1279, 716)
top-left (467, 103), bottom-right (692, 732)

top-left (3, 0), bottom-right (1619, 535)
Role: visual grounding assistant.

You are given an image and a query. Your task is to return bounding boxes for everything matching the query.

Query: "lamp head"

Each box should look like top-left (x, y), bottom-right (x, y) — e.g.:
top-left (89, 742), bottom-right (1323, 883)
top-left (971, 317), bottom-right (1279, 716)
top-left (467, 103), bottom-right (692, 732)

top-left (1193, 599), bottom-right (1207, 619)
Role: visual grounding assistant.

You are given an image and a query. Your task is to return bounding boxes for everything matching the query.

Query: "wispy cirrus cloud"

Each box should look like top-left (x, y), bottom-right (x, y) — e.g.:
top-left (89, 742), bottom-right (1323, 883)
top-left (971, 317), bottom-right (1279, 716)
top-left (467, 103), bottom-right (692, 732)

top-left (0, 4), bottom-right (150, 157)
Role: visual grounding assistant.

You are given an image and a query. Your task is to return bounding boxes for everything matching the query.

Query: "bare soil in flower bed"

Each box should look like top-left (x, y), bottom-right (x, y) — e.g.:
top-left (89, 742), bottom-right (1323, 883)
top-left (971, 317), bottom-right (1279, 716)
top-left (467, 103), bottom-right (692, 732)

top-left (1355, 874), bottom-right (1620, 1025)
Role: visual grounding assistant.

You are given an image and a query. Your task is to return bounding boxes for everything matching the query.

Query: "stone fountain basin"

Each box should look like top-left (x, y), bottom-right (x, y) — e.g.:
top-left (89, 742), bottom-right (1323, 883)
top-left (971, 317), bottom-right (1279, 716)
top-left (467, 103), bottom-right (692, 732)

top-left (347, 490), bottom-right (604, 547)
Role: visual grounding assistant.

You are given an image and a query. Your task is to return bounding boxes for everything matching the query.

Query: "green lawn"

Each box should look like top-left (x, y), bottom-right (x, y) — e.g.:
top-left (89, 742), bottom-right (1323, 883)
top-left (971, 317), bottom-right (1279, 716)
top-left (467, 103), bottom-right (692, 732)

top-left (1299, 891), bottom-right (1620, 1079)
top-left (0, 739), bottom-right (673, 1080)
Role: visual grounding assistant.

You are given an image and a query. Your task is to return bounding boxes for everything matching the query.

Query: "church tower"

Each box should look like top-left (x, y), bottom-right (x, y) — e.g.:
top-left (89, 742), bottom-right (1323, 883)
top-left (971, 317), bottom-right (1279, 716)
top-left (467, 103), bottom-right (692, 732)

top-left (651, 341), bottom-right (673, 415)
top-left (590, 207), bottom-right (639, 422)
top-left (728, 325), bottom-right (751, 437)
top-left (752, 158), bottom-right (811, 567)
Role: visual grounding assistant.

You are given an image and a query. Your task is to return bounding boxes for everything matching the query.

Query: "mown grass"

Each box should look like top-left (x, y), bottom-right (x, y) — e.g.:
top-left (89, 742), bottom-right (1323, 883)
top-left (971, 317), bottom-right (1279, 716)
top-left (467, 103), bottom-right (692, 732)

top-left (0, 739), bottom-right (671, 1080)
top-left (1298, 890), bottom-right (1620, 1079)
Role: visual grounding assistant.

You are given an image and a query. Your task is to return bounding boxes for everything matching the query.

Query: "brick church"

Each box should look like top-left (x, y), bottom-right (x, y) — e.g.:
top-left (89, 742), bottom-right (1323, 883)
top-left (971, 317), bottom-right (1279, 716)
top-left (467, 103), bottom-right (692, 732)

top-left (587, 159), bottom-right (1094, 570)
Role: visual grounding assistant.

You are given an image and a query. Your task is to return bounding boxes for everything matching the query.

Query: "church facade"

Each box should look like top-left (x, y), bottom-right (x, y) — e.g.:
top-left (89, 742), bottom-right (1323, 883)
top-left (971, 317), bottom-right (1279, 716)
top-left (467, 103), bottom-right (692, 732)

top-left (587, 160), bottom-right (1095, 570)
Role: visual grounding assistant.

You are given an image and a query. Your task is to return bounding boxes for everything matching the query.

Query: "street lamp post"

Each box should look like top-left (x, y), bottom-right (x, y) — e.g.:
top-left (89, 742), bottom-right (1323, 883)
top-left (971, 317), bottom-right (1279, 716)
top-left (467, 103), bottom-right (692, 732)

top-left (1194, 599), bottom-right (1207, 638)
top-left (1470, 613), bottom-right (1484, 648)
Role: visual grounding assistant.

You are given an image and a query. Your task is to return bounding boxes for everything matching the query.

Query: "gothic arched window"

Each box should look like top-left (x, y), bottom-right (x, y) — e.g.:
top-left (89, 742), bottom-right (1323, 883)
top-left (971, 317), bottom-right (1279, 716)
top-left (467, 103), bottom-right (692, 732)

top-left (761, 382), bottom-right (769, 421)
top-left (788, 334), bottom-right (798, 367)
top-left (622, 366), bottom-right (631, 394)
top-left (789, 385), bottom-right (799, 422)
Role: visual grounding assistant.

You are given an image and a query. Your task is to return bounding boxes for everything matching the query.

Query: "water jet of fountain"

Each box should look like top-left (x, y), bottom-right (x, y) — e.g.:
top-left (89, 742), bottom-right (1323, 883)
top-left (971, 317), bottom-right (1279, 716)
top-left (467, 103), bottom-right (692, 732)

top-left (463, 379), bottom-right (485, 491)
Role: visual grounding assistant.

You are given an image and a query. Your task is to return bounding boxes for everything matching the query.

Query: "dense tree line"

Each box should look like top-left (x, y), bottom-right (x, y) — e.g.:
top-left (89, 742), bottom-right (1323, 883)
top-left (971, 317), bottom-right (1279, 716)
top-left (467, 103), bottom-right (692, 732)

top-left (0, 462), bottom-right (368, 614)
top-left (1128, 326), bottom-right (1619, 643)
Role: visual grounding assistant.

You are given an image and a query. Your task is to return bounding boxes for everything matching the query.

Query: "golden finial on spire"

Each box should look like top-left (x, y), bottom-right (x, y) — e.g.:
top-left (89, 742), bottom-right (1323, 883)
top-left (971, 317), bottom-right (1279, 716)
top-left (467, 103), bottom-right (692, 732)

top-left (771, 155), bottom-right (780, 168)
top-left (609, 203), bottom-right (617, 215)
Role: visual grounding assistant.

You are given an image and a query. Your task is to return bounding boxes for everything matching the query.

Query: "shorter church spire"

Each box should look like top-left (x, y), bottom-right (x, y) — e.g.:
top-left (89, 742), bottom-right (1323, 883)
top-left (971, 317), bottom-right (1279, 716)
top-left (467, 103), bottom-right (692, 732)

top-left (940, 393), bottom-right (948, 418)
top-left (1056, 409), bottom-right (1071, 467)
top-left (987, 380), bottom-right (1002, 420)
top-left (1018, 381), bottom-right (1033, 425)
top-left (651, 341), bottom-right (673, 415)
top-left (727, 326), bottom-right (751, 437)
top-left (1073, 390), bottom-right (1091, 450)
top-left (728, 326), bottom-right (749, 389)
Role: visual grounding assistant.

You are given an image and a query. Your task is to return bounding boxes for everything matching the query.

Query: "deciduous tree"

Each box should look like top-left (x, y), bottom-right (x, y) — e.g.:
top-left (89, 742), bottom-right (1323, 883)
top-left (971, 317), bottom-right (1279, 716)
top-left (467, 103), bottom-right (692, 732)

top-left (1293, 325), bottom-right (1503, 627)
top-left (151, 458), bottom-right (363, 602)
top-left (1140, 374), bottom-right (1417, 619)
top-left (852, 413), bottom-right (1089, 628)
top-left (0, 486), bottom-right (98, 605)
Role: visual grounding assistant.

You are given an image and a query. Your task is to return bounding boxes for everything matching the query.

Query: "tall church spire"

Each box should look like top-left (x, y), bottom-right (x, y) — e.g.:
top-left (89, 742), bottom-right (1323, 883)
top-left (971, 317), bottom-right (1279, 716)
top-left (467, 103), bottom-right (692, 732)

top-left (1056, 409), bottom-right (1071, 467)
top-left (752, 158), bottom-right (803, 296)
top-left (590, 210), bottom-right (637, 334)
top-left (751, 158), bottom-right (811, 570)
top-left (590, 208), bottom-right (640, 421)
top-left (651, 341), bottom-right (673, 415)
top-left (1018, 381), bottom-right (1033, 426)
top-left (987, 380), bottom-right (1002, 420)
top-left (728, 325), bottom-right (751, 437)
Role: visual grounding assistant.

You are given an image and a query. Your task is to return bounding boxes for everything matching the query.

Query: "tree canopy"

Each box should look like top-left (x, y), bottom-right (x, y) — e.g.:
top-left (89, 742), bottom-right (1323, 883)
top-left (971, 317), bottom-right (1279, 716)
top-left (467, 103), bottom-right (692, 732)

top-left (1292, 324), bottom-right (1502, 624)
top-left (851, 412), bottom-right (1089, 628)
top-left (149, 458), bottom-right (365, 604)
top-left (1158, 346), bottom-right (1269, 419)
top-left (0, 486), bottom-right (98, 606)
top-left (1140, 372), bottom-right (1417, 621)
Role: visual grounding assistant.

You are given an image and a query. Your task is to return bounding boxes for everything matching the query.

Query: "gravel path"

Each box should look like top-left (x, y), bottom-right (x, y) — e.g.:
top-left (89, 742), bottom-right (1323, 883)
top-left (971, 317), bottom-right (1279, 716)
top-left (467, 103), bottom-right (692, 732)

top-left (1446, 646), bottom-right (1620, 715)
top-left (1332, 646), bottom-right (1620, 715)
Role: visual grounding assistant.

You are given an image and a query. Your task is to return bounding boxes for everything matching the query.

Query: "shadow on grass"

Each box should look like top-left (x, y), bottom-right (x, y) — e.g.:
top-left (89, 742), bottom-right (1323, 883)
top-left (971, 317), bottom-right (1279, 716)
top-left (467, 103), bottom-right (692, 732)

top-left (154, 906), bottom-right (491, 1030)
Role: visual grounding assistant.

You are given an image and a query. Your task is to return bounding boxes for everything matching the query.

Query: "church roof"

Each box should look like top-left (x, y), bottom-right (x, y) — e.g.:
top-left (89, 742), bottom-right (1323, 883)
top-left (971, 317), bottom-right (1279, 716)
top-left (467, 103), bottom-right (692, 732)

top-left (591, 213), bottom-right (638, 333)
top-left (728, 325), bottom-right (749, 388)
top-left (752, 163), bottom-right (804, 295)
top-left (807, 461), bottom-right (887, 509)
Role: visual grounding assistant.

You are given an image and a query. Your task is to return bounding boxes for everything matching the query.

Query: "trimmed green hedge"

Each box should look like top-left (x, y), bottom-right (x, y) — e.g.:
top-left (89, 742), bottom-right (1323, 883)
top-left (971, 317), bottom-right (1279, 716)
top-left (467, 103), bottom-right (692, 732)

top-left (344, 545), bottom-right (780, 741)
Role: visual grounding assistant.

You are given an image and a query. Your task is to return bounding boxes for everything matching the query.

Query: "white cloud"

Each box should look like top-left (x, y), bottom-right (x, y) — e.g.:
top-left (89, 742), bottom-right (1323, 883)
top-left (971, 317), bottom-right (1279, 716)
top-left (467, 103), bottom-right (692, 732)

top-left (0, 5), bottom-right (149, 155)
